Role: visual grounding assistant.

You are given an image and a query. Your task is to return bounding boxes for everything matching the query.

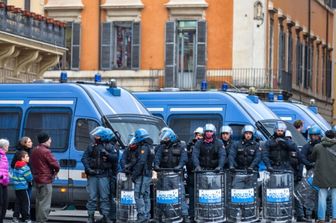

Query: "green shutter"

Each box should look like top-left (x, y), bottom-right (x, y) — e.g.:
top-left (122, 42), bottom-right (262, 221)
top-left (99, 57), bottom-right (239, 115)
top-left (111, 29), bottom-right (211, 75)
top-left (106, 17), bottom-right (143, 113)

top-left (100, 22), bottom-right (113, 70)
top-left (131, 22), bottom-right (141, 70)
top-left (165, 21), bottom-right (176, 87)
top-left (71, 22), bottom-right (81, 70)
top-left (196, 21), bottom-right (207, 87)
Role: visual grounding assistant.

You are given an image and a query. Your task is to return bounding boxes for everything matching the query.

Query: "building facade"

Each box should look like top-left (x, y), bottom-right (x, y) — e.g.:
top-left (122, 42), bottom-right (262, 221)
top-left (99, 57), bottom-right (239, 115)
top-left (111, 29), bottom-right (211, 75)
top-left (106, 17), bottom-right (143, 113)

top-left (4, 0), bottom-right (335, 122)
top-left (0, 0), bottom-right (66, 82)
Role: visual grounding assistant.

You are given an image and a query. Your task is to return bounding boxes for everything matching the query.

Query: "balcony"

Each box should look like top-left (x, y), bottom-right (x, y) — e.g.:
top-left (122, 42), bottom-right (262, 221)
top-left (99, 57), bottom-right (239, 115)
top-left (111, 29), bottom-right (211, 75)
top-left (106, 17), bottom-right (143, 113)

top-left (0, 4), bottom-right (65, 47)
top-left (0, 3), bottom-right (66, 83)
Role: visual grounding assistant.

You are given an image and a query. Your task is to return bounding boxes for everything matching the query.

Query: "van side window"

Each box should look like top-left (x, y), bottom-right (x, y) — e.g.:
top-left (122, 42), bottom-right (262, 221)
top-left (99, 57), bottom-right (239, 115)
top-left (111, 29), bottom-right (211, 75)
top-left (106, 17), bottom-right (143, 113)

top-left (0, 108), bottom-right (22, 152)
top-left (229, 124), bottom-right (245, 141)
top-left (168, 114), bottom-right (222, 143)
top-left (24, 108), bottom-right (72, 151)
top-left (75, 119), bottom-right (99, 151)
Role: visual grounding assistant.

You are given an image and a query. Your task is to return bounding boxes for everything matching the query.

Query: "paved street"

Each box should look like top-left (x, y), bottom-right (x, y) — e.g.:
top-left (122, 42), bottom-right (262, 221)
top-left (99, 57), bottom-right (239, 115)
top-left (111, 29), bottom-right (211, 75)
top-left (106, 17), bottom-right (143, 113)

top-left (4, 209), bottom-right (96, 223)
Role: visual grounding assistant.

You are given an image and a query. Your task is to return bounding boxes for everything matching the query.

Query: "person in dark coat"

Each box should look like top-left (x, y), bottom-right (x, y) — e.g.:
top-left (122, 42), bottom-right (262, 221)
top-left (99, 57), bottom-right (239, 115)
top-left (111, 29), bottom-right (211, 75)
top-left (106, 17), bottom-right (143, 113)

top-left (311, 130), bottom-right (336, 222)
top-left (11, 137), bottom-right (33, 169)
top-left (219, 125), bottom-right (235, 169)
top-left (30, 132), bottom-right (60, 223)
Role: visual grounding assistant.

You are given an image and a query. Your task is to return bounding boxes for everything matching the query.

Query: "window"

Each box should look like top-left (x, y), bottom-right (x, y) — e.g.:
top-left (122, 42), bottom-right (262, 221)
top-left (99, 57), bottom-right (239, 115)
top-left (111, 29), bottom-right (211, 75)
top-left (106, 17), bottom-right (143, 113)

top-left (0, 108), bottom-right (21, 152)
top-left (168, 114), bottom-right (222, 143)
top-left (100, 21), bottom-right (140, 70)
top-left (228, 124), bottom-right (245, 141)
top-left (316, 46), bottom-right (320, 93)
top-left (326, 51), bottom-right (332, 98)
top-left (24, 108), bottom-right (72, 151)
top-left (75, 119), bottom-right (99, 151)
top-left (278, 24), bottom-right (285, 86)
top-left (268, 18), bottom-right (274, 85)
top-left (53, 22), bottom-right (80, 70)
top-left (296, 34), bottom-right (302, 86)
top-left (287, 30), bottom-right (293, 77)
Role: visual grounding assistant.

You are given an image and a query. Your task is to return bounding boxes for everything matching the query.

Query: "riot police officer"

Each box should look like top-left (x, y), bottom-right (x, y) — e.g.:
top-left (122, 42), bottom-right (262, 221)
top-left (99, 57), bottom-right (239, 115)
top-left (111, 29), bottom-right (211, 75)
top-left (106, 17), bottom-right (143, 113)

top-left (192, 124), bottom-right (225, 172)
top-left (122, 128), bottom-right (154, 223)
top-left (220, 125), bottom-right (235, 169)
top-left (301, 125), bottom-right (322, 171)
top-left (262, 121), bottom-right (300, 172)
top-left (229, 125), bottom-right (261, 172)
top-left (186, 127), bottom-right (203, 221)
top-left (82, 127), bottom-right (118, 223)
top-left (154, 128), bottom-right (190, 222)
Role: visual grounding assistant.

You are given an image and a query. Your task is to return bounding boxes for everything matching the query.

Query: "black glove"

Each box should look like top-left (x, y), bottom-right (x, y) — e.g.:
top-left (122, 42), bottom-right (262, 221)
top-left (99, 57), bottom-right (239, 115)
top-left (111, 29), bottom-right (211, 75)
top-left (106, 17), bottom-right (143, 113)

top-left (153, 165), bottom-right (160, 171)
top-left (85, 168), bottom-right (97, 176)
top-left (195, 166), bottom-right (202, 172)
top-left (214, 166), bottom-right (222, 172)
top-left (229, 166), bottom-right (235, 173)
top-left (174, 165), bottom-right (183, 172)
top-left (247, 167), bottom-right (254, 174)
top-left (267, 166), bottom-right (274, 173)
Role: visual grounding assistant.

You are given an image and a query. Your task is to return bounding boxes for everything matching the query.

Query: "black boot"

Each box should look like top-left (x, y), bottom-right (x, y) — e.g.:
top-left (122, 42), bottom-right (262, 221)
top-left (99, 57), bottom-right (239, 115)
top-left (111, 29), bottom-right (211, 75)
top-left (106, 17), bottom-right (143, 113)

top-left (103, 215), bottom-right (112, 223)
top-left (87, 214), bottom-right (95, 223)
top-left (183, 216), bottom-right (191, 223)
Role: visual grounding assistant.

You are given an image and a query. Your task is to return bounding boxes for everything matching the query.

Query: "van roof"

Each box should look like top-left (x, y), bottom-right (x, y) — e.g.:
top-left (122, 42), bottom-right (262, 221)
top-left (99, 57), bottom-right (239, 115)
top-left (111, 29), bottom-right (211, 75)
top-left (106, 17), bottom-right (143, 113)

top-left (0, 83), bottom-right (150, 116)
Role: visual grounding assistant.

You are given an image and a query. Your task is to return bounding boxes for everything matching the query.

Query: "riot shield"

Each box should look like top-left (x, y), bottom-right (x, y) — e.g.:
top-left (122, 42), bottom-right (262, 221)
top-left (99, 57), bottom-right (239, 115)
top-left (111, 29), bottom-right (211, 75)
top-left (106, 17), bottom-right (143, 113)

top-left (194, 170), bottom-right (226, 223)
top-left (263, 170), bottom-right (294, 222)
top-left (116, 173), bottom-right (137, 223)
top-left (154, 168), bottom-right (183, 223)
top-left (294, 170), bottom-right (317, 217)
top-left (227, 170), bottom-right (259, 222)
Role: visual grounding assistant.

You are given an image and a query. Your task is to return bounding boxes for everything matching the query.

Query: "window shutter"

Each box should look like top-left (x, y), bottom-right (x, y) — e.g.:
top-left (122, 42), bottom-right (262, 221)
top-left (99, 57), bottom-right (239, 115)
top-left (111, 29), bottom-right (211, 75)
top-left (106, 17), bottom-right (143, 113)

top-left (71, 22), bottom-right (81, 70)
top-left (100, 22), bottom-right (113, 70)
top-left (165, 21), bottom-right (176, 87)
top-left (196, 20), bottom-right (207, 87)
top-left (131, 22), bottom-right (141, 70)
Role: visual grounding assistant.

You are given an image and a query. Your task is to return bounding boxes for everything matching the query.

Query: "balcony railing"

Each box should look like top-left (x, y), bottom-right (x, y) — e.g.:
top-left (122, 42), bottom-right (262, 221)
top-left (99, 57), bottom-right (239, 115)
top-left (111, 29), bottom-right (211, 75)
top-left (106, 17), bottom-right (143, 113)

top-left (0, 3), bottom-right (65, 47)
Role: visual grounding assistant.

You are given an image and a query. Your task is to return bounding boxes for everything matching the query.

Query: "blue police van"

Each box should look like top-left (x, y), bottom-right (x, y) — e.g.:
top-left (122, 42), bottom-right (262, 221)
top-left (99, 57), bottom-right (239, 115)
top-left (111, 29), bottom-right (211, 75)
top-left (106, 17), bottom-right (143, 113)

top-left (134, 90), bottom-right (306, 147)
top-left (0, 80), bottom-right (166, 207)
top-left (264, 98), bottom-right (331, 133)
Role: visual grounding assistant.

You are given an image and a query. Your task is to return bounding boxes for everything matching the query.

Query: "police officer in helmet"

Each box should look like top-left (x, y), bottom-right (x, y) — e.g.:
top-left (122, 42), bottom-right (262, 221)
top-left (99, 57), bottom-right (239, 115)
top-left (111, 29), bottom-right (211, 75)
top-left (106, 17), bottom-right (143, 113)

top-left (81, 127), bottom-right (118, 223)
top-left (192, 124), bottom-right (225, 172)
top-left (228, 125), bottom-right (261, 173)
top-left (262, 121), bottom-right (300, 172)
top-left (154, 128), bottom-right (190, 222)
top-left (301, 125), bottom-right (322, 171)
top-left (122, 128), bottom-right (153, 223)
top-left (220, 125), bottom-right (235, 169)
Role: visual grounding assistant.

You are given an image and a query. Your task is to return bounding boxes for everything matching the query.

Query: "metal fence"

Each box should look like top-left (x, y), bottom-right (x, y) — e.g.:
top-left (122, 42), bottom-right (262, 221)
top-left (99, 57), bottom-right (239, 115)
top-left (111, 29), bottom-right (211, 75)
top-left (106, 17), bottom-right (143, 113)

top-left (0, 3), bottom-right (65, 47)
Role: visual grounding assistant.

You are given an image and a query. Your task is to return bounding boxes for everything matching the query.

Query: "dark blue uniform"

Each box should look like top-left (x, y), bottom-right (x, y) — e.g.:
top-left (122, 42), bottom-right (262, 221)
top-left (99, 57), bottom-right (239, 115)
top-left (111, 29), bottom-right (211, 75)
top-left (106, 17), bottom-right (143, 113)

top-left (229, 139), bottom-right (261, 170)
top-left (222, 138), bottom-right (235, 169)
top-left (154, 140), bottom-right (187, 169)
top-left (192, 138), bottom-right (225, 170)
top-left (301, 140), bottom-right (320, 171)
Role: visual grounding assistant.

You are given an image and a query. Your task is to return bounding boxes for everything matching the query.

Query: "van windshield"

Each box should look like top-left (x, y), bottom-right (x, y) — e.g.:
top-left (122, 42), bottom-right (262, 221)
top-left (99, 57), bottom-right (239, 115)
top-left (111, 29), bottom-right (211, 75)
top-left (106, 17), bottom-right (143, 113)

top-left (256, 119), bottom-right (307, 147)
top-left (107, 114), bottom-right (166, 146)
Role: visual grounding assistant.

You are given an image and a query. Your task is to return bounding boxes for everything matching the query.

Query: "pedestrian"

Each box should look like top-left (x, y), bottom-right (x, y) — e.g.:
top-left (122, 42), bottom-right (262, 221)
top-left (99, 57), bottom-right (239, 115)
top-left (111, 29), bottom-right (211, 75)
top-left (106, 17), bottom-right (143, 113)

top-left (0, 139), bottom-right (9, 223)
top-left (122, 128), bottom-right (154, 223)
top-left (220, 125), bottom-right (235, 169)
top-left (30, 132), bottom-right (60, 223)
top-left (293, 119), bottom-right (307, 140)
top-left (154, 128), bottom-right (190, 222)
top-left (186, 127), bottom-right (203, 220)
top-left (11, 137), bottom-right (33, 169)
top-left (81, 126), bottom-right (118, 223)
top-left (11, 150), bottom-right (33, 223)
top-left (228, 125), bottom-right (261, 173)
top-left (192, 123), bottom-right (226, 172)
top-left (311, 130), bottom-right (336, 223)
top-left (11, 136), bottom-right (33, 199)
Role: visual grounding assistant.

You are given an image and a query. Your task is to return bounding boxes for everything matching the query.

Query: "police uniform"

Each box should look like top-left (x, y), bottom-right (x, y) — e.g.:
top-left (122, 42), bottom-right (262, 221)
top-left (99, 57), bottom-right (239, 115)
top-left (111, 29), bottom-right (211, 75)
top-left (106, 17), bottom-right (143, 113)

top-left (229, 139), bottom-right (261, 171)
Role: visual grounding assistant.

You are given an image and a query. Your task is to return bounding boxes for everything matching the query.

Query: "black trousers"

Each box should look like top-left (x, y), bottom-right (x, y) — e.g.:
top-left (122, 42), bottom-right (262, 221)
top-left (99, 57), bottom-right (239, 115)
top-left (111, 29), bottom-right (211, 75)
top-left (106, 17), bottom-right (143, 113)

top-left (13, 189), bottom-right (30, 221)
top-left (0, 185), bottom-right (8, 223)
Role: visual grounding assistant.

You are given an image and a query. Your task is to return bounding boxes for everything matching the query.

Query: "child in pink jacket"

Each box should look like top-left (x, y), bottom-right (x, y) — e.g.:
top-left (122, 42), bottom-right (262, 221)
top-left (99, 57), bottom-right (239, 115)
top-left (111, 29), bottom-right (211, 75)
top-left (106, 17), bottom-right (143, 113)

top-left (0, 139), bottom-right (10, 223)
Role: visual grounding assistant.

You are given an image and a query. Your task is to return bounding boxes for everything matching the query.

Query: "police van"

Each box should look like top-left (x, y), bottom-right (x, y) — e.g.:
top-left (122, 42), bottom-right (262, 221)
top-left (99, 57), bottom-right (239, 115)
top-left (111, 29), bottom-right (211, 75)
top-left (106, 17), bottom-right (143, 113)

top-left (264, 96), bottom-right (331, 133)
top-left (0, 80), bottom-right (166, 207)
top-left (134, 90), bottom-right (306, 147)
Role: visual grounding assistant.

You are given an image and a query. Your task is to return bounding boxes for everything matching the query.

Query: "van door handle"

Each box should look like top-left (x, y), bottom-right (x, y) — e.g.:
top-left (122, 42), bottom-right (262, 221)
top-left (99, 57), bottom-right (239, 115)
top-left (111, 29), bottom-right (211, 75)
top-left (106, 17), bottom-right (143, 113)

top-left (59, 159), bottom-right (77, 168)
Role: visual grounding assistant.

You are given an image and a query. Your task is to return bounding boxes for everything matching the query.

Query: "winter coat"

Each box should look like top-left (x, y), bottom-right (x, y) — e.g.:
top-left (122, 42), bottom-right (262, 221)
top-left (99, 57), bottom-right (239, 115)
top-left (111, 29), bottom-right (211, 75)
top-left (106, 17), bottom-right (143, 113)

top-left (312, 137), bottom-right (336, 188)
top-left (11, 161), bottom-right (33, 190)
top-left (31, 144), bottom-right (60, 184)
top-left (0, 149), bottom-right (9, 186)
